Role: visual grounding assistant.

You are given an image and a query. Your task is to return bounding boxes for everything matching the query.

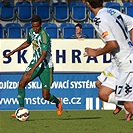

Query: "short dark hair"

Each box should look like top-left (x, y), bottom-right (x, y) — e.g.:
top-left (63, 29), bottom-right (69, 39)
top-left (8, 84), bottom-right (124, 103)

top-left (31, 15), bottom-right (42, 24)
top-left (75, 23), bottom-right (82, 29)
top-left (87, 0), bottom-right (103, 8)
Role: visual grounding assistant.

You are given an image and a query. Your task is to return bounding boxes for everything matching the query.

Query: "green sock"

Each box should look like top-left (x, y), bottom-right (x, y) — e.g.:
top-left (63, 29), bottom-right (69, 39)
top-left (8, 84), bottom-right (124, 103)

top-left (17, 88), bottom-right (25, 107)
top-left (49, 94), bottom-right (60, 105)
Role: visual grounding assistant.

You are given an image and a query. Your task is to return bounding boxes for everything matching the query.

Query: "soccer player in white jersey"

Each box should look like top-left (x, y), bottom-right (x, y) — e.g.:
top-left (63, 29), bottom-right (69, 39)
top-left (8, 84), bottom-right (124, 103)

top-left (4, 15), bottom-right (63, 117)
top-left (84, 0), bottom-right (133, 116)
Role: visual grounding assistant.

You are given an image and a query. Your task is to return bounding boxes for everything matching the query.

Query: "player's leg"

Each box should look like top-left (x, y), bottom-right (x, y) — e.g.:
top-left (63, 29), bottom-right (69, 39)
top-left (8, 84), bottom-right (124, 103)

top-left (96, 67), bottom-right (116, 103)
top-left (11, 67), bottom-right (38, 118)
top-left (115, 71), bottom-right (133, 119)
top-left (17, 63), bottom-right (39, 108)
top-left (17, 73), bottom-right (33, 108)
top-left (121, 72), bottom-right (133, 115)
top-left (96, 69), bottom-right (123, 115)
top-left (40, 67), bottom-right (63, 116)
top-left (124, 102), bottom-right (133, 115)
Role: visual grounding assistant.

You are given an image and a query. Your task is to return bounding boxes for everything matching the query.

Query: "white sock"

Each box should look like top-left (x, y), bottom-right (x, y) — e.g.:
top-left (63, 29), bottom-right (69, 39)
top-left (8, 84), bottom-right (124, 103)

top-left (108, 92), bottom-right (129, 114)
top-left (108, 92), bottom-right (115, 104)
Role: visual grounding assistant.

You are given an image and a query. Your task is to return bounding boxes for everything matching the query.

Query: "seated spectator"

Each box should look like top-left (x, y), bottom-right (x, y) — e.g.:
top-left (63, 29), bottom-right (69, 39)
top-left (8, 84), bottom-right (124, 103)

top-left (121, 0), bottom-right (133, 3)
top-left (52, 0), bottom-right (86, 5)
top-left (71, 23), bottom-right (89, 39)
top-left (35, 0), bottom-right (46, 2)
top-left (52, 0), bottom-right (67, 3)
top-left (121, 0), bottom-right (130, 3)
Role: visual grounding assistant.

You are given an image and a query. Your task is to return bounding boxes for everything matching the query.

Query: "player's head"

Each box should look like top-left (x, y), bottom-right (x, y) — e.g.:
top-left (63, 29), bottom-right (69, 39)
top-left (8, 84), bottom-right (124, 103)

top-left (75, 23), bottom-right (82, 35)
top-left (86, 0), bottom-right (103, 9)
top-left (31, 15), bottom-right (42, 33)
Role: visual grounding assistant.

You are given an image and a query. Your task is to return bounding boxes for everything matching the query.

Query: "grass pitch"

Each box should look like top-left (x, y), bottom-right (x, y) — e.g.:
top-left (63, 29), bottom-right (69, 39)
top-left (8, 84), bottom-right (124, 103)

top-left (0, 110), bottom-right (133, 133)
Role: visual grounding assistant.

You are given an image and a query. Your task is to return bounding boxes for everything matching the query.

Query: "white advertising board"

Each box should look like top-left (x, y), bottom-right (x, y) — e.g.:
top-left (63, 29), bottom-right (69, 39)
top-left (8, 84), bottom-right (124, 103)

top-left (0, 39), bottom-right (111, 72)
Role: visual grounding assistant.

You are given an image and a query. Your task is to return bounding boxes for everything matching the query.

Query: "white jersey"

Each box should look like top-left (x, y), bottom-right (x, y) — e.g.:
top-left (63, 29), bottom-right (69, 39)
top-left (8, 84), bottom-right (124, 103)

top-left (93, 8), bottom-right (133, 71)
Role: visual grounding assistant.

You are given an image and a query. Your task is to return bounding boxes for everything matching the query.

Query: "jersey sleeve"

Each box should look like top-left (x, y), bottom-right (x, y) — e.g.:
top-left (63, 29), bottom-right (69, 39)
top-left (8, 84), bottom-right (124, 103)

top-left (40, 30), bottom-right (50, 51)
top-left (121, 13), bottom-right (133, 32)
top-left (26, 31), bottom-right (32, 43)
top-left (98, 18), bottom-right (116, 41)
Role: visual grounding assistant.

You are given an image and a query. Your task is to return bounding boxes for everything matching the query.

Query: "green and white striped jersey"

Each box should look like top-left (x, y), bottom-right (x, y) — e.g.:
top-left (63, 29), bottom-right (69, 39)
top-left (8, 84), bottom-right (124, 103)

top-left (27, 28), bottom-right (53, 69)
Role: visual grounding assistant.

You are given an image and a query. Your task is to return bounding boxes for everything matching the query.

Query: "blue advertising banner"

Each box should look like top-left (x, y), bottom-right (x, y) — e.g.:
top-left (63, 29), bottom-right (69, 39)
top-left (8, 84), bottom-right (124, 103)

top-left (0, 73), bottom-right (102, 110)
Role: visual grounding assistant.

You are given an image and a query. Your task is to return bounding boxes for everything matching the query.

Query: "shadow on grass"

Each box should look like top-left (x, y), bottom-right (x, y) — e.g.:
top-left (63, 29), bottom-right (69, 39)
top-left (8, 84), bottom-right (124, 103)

top-left (28, 116), bottom-right (101, 121)
top-left (60, 117), bottom-right (101, 120)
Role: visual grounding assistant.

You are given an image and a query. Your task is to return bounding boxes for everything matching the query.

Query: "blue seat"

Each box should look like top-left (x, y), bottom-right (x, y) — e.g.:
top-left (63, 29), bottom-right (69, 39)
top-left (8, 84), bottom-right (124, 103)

top-left (23, 23), bottom-right (32, 37)
top-left (0, 2), bottom-right (3, 7)
top-left (60, 23), bottom-right (75, 39)
top-left (88, 7), bottom-right (95, 22)
top-left (5, 23), bottom-right (22, 38)
top-left (16, 2), bottom-right (32, 22)
top-left (70, 2), bottom-right (87, 22)
top-left (0, 24), bottom-right (4, 38)
top-left (0, 2), bottom-right (15, 21)
top-left (105, 2), bottom-right (121, 11)
top-left (82, 23), bottom-right (95, 38)
top-left (53, 3), bottom-right (69, 22)
top-left (69, 1), bottom-right (84, 11)
top-left (33, 2), bottom-right (51, 22)
top-left (123, 2), bottom-right (133, 17)
top-left (42, 23), bottom-right (58, 38)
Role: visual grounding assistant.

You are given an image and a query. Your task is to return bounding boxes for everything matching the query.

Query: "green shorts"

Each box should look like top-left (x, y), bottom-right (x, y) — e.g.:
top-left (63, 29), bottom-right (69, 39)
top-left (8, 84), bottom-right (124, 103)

top-left (25, 64), bottom-right (53, 90)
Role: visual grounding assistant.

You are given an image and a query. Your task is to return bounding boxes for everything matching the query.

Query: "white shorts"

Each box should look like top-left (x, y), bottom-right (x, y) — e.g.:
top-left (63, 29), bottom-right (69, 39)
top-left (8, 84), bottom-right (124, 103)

top-left (97, 64), bottom-right (118, 90)
top-left (115, 72), bottom-right (133, 102)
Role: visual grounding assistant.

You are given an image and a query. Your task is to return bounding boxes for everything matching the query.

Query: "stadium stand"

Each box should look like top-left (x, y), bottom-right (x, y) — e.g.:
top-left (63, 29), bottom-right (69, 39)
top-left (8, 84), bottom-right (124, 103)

top-left (60, 23), bottom-right (75, 39)
top-left (42, 23), bottom-right (59, 38)
top-left (15, 1), bottom-right (32, 22)
top-left (82, 23), bottom-right (95, 38)
top-left (0, 24), bottom-right (4, 38)
top-left (52, 2), bottom-right (70, 22)
top-left (33, 1), bottom-right (51, 22)
top-left (0, 2), bottom-right (15, 21)
top-left (1, 0), bottom-right (130, 39)
top-left (123, 2), bottom-right (133, 17)
top-left (23, 22), bottom-right (32, 38)
top-left (5, 23), bottom-right (22, 38)
top-left (70, 2), bottom-right (87, 22)
top-left (88, 8), bottom-right (95, 22)
top-left (105, 1), bottom-right (121, 11)
top-left (0, 1), bottom-right (3, 7)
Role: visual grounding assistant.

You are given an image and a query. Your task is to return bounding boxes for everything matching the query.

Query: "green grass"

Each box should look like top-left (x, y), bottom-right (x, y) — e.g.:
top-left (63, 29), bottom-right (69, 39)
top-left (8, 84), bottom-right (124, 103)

top-left (0, 110), bottom-right (133, 133)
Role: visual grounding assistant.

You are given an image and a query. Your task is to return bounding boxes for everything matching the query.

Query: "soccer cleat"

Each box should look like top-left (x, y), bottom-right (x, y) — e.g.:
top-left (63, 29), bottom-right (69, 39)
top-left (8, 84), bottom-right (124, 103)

top-left (113, 106), bottom-right (122, 115)
top-left (56, 98), bottom-right (63, 116)
top-left (125, 114), bottom-right (132, 121)
top-left (11, 113), bottom-right (16, 118)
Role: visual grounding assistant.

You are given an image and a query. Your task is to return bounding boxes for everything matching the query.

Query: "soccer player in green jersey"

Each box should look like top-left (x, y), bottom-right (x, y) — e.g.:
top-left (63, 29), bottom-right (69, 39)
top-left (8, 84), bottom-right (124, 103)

top-left (4, 15), bottom-right (63, 117)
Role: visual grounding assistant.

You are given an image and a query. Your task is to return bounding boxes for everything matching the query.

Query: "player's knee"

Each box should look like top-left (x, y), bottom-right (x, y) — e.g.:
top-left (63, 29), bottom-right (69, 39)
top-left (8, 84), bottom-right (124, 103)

top-left (95, 81), bottom-right (100, 89)
top-left (19, 81), bottom-right (26, 88)
top-left (95, 80), bottom-right (102, 89)
top-left (98, 91), bottom-right (108, 102)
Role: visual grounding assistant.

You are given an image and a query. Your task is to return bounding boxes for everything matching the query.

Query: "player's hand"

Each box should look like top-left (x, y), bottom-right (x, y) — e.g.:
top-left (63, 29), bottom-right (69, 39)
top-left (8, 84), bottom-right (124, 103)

top-left (84, 47), bottom-right (97, 57)
top-left (93, 47), bottom-right (102, 51)
top-left (3, 51), bottom-right (15, 58)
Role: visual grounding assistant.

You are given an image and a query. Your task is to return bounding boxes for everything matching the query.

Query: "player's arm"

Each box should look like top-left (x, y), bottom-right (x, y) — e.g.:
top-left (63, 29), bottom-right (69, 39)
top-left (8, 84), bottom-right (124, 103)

top-left (4, 41), bottom-right (31, 58)
top-left (84, 41), bottom-right (118, 57)
top-left (122, 13), bottom-right (133, 42)
top-left (130, 28), bottom-right (133, 42)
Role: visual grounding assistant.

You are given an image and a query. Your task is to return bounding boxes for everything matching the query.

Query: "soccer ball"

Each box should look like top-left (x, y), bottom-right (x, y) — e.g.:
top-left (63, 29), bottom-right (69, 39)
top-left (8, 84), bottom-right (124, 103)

top-left (15, 107), bottom-right (30, 121)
